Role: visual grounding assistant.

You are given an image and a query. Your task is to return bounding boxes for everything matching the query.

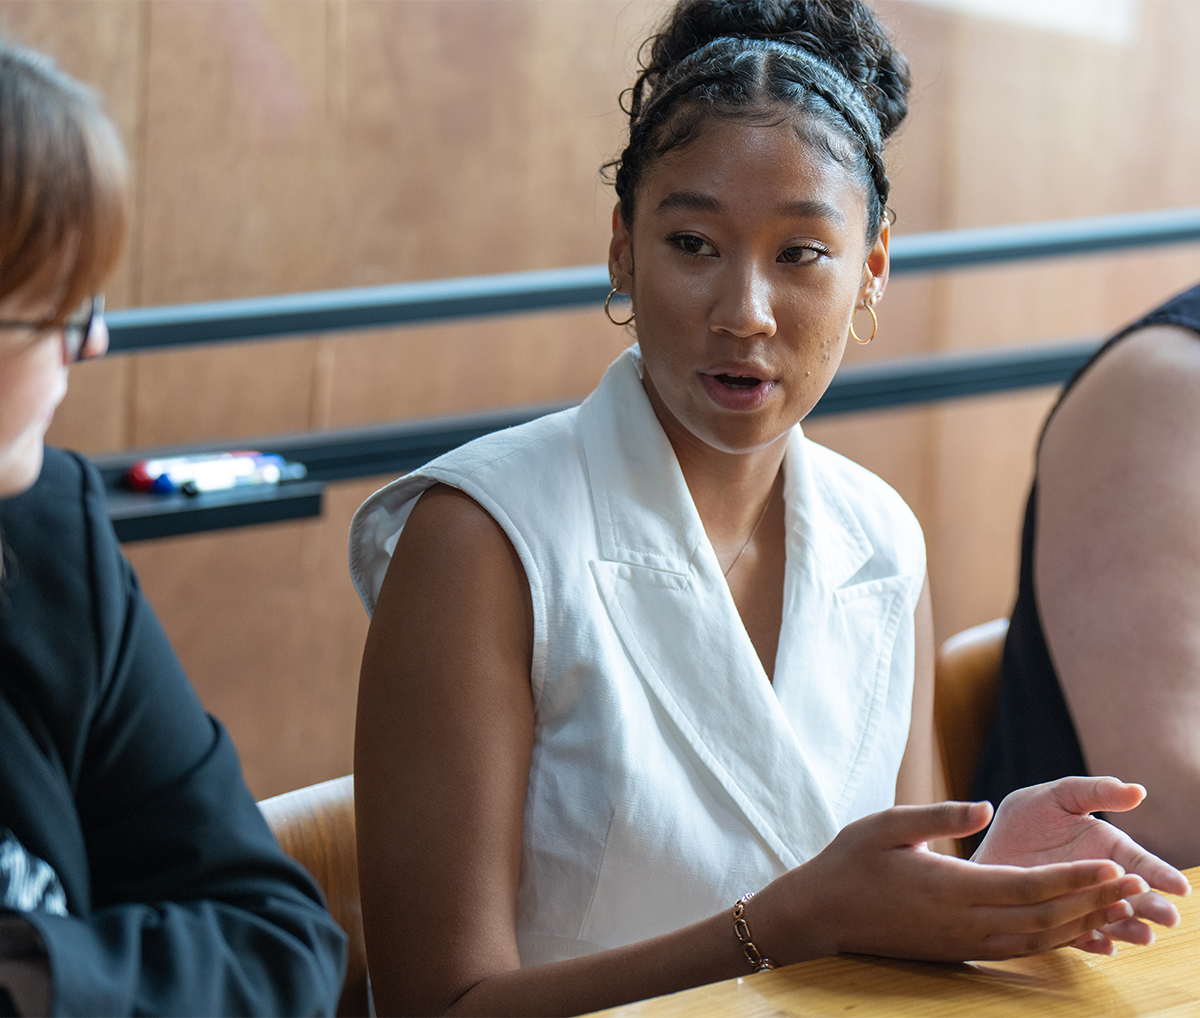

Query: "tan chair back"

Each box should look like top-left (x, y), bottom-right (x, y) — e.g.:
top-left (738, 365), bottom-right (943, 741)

top-left (258, 775), bottom-right (368, 1017)
top-left (934, 618), bottom-right (1009, 804)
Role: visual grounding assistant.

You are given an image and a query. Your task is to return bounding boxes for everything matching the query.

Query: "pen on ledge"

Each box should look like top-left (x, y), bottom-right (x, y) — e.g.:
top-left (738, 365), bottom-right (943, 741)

top-left (126, 452), bottom-right (308, 496)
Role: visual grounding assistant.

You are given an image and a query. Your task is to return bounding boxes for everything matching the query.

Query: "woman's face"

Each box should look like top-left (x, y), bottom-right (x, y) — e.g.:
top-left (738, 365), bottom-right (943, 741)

top-left (609, 117), bottom-right (888, 460)
top-left (0, 256), bottom-right (85, 498)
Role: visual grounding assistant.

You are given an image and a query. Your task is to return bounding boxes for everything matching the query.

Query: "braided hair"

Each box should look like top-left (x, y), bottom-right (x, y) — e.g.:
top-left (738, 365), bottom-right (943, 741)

top-left (607, 0), bottom-right (910, 246)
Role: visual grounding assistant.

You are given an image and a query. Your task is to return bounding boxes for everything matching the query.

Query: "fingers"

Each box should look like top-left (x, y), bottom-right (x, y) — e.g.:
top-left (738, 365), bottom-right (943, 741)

top-left (1051, 775), bottom-right (1146, 816)
top-left (1069, 929), bottom-right (1116, 955)
top-left (1125, 890), bottom-right (1181, 928)
top-left (970, 867), bottom-right (1182, 960)
top-left (1105, 837), bottom-right (1192, 898)
top-left (978, 894), bottom-right (1137, 959)
top-left (1100, 916), bottom-right (1155, 946)
top-left (975, 873), bottom-right (1142, 931)
top-left (877, 801), bottom-right (993, 845)
top-left (961, 860), bottom-right (1131, 906)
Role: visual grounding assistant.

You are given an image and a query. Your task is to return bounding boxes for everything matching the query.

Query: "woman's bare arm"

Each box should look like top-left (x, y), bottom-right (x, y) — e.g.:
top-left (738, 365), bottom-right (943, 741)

top-left (356, 488), bottom-right (1165, 1016)
top-left (1036, 324), bottom-right (1200, 868)
top-left (355, 485), bottom-right (747, 1015)
top-left (355, 484), bottom-right (537, 1014)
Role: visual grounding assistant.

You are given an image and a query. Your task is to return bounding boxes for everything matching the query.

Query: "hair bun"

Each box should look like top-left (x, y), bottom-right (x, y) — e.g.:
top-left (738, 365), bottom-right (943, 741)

top-left (641, 0), bottom-right (910, 139)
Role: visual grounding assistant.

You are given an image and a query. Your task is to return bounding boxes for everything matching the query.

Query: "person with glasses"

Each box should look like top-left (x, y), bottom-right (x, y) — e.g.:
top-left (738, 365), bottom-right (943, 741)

top-left (0, 294), bottom-right (105, 362)
top-left (0, 42), bottom-right (346, 1017)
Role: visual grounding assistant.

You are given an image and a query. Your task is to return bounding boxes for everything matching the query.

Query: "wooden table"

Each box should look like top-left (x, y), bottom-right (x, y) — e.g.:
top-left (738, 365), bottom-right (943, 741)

top-left (594, 867), bottom-right (1200, 1017)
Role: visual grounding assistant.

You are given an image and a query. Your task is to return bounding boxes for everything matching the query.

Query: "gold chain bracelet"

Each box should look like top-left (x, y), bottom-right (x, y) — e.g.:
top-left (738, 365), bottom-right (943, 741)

top-left (733, 893), bottom-right (775, 973)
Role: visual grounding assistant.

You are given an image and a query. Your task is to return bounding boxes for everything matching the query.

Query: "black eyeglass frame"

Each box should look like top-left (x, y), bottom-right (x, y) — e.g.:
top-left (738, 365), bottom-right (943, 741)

top-left (0, 294), bottom-right (105, 363)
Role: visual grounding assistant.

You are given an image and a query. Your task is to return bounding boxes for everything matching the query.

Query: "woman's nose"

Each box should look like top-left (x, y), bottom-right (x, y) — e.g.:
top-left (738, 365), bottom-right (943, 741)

top-left (711, 262), bottom-right (776, 339)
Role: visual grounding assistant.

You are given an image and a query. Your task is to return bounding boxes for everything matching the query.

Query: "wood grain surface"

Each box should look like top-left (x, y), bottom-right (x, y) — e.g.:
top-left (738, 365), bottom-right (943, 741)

top-left (591, 867), bottom-right (1200, 1018)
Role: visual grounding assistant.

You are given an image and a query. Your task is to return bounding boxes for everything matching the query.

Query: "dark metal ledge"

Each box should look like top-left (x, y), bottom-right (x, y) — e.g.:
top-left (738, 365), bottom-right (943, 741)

top-left (809, 339), bottom-right (1099, 416)
top-left (103, 480), bottom-right (325, 543)
top-left (99, 338), bottom-right (1100, 540)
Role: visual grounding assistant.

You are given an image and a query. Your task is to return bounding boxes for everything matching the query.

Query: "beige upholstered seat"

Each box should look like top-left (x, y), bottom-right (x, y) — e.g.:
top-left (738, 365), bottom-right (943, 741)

top-left (259, 775), bottom-right (368, 1017)
top-left (935, 619), bottom-right (1009, 853)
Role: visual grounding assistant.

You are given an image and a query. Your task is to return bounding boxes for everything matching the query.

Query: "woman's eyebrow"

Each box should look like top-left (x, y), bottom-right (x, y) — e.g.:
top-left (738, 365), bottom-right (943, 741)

top-left (655, 191), bottom-right (845, 226)
top-left (655, 190), bottom-right (723, 215)
top-left (778, 199), bottom-right (845, 225)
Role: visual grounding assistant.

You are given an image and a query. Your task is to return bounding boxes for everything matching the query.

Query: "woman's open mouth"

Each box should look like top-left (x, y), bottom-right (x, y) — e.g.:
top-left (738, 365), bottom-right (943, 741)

top-left (714, 373), bottom-right (762, 390)
top-left (701, 370), bottom-right (775, 410)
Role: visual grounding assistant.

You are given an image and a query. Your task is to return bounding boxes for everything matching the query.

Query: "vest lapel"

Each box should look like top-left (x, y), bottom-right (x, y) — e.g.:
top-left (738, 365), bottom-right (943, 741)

top-left (579, 351), bottom-right (840, 869)
top-left (772, 429), bottom-right (913, 823)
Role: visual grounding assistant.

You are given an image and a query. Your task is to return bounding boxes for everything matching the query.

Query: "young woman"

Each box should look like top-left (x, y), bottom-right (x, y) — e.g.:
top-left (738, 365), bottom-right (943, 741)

top-left (0, 42), bottom-right (346, 1016)
top-left (351, 3), bottom-right (1190, 1014)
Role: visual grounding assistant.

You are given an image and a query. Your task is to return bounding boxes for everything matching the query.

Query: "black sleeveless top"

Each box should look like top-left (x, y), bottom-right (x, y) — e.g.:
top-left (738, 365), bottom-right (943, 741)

top-left (973, 281), bottom-right (1200, 807)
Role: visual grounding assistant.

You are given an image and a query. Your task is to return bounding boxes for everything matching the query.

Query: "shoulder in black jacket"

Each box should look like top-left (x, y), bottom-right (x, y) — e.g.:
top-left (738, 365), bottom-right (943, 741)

top-left (0, 447), bottom-right (347, 1016)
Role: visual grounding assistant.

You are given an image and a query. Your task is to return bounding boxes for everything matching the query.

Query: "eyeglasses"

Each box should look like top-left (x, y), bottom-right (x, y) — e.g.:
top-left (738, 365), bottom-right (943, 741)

top-left (0, 294), bottom-right (106, 363)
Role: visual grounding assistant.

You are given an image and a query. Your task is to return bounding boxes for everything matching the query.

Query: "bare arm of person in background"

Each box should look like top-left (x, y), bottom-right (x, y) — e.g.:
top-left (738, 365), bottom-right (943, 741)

top-left (1037, 324), bottom-right (1200, 869)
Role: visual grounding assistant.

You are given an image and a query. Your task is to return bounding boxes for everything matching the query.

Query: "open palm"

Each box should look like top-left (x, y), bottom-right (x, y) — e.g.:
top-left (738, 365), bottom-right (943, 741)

top-left (973, 776), bottom-right (1191, 951)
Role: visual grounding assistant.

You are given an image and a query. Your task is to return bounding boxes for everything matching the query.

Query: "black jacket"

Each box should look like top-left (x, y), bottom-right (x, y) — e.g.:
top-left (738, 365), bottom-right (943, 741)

top-left (0, 448), bottom-right (346, 1016)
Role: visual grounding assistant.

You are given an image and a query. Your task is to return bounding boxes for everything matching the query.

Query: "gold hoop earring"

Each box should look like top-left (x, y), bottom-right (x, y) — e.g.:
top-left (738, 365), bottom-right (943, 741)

top-left (849, 299), bottom-right (878, 345)
top-left (605, 286), bottom-right (634, 327)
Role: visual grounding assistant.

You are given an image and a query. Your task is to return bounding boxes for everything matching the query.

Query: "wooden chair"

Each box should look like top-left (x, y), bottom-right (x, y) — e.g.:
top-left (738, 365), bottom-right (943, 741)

top-left (258, 775), bottom-right (369, 1017)
top-left (934, 618), bottom-right (1009, 805)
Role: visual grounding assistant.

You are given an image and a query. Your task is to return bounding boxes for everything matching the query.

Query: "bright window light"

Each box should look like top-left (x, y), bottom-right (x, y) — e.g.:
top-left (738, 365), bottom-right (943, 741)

top-left (909, 0), bottom-right (1140, 45)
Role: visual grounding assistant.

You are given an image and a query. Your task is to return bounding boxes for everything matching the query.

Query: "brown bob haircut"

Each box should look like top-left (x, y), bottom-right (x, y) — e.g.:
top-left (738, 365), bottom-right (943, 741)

top-left (0, 41), bottom-right (128, 322)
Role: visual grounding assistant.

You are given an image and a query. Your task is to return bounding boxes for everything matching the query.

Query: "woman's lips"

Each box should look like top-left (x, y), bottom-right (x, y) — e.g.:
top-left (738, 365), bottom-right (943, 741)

top-left (701, 370), bottom-right (776, 411)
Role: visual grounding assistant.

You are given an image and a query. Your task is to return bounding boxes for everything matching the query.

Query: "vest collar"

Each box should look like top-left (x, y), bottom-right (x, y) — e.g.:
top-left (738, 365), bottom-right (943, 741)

top-left (578, 348), bottom-right (882, 867)
top-left (578, 347), bottom-right (873, 588)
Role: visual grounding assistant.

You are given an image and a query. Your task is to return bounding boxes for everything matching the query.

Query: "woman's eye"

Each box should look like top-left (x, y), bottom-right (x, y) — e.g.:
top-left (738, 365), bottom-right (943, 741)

top-left (778, 245), bottom-right (823, 264)
top-left (669, 233), bottom-right (715, 256)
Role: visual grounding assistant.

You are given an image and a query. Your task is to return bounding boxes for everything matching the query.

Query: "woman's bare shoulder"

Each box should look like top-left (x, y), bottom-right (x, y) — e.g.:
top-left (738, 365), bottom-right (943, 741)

top-left (367, 482), bottom-right (534, 676)
top-left (1053, 325), bottom-right (1200, 425)
top-left (402, 482), bottom-right (515, 551)
top-left (1043, 325), bottom-right (1200, 471)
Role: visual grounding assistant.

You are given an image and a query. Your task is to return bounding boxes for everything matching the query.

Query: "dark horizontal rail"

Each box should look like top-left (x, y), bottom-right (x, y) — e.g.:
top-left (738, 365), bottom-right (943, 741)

top-left (106, 207), bottom-right (1200, 353)
top-left (99, 336), bottom-right (1100, 540)
top-left (885, 206), bottom-right (1200, 274)
top-left (107, 266), bottom-right (613, 353)
top-left (809, 338), bottom-right (1099, 416)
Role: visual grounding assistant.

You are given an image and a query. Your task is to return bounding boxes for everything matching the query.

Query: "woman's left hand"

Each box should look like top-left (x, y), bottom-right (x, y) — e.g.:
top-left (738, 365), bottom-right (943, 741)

top-left (973, 776), bottom-right (1192, 954)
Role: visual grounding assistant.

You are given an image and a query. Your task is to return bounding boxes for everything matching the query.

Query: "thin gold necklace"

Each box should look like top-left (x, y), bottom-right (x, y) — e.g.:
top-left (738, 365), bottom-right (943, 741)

top-left (723, 472), bottom-right (780, 579)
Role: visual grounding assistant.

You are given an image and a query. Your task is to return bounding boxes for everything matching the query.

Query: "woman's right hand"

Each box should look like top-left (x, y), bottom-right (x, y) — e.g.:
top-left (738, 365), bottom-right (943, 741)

top-left (750, 801), bottom-right (1151, 965)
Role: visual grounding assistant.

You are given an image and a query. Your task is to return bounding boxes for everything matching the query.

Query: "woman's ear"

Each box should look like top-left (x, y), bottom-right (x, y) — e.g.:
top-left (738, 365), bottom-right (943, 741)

top-left (861, 216), bottom-right (890, 304)
top-left (608, 203), bottom-right (633, 292)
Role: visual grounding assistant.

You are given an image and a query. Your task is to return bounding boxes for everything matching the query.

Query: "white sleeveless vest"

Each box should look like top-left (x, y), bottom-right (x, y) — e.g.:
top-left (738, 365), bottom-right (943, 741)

top-left (349, 347), bottom-right (926, 967)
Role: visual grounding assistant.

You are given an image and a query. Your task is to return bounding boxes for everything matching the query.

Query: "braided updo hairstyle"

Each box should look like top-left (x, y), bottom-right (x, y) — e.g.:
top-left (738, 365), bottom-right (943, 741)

top-left (608, 0), bottom-right (910, 247)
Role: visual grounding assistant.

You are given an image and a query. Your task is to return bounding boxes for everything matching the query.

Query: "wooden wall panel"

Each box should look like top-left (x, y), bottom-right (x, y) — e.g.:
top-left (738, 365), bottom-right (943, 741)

top-left (127, 0), bottom-right (338, 448)
top-left (8, 0), bottom-right (1200, 793)
top-left (336, 0), bottom-right (656, 284)
top-left (325, 311), bottom-right (631, 428)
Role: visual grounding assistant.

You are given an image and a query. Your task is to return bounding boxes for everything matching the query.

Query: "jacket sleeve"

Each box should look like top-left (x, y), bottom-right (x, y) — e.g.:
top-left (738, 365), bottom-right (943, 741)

top-left (21, 458), bottom-right (347, 1017)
